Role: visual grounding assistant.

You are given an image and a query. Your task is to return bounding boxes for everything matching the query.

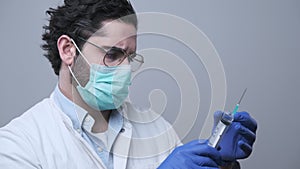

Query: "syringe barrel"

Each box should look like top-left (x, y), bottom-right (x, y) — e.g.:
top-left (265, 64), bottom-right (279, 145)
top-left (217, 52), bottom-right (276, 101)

top-left (208, 113), bottom-right (234, 148)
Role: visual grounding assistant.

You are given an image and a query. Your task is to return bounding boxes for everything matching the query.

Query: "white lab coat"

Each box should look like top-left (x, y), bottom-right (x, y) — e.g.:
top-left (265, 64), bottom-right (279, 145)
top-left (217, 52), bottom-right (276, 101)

top-left (0, 94), bottom-right (181, 169)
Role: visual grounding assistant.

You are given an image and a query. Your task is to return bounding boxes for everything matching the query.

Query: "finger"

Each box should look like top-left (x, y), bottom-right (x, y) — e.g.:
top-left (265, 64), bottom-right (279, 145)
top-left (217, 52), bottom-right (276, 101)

top-left (188, 162), bottom-right (219, 169)
top-left (183, 140), bottom-right (222, 163)
top-left (213, 111), bottom-right (224, 129)
top-left (186, 162), bottom-right (203, 169)
top-left (214, 111), bottom-right (223, 120)
top-left (237, 124), bottom-right (256, 145)
top-left (180, 139), bottom-right (225, 166)
top-left (190, 156), bottom-right (219, 168)
top-left (234, 112), bottom-right (257, 132)
top-left (238, 140), bottom-right (252, 158)
top-left (194, 145), bottom-right (222, 165)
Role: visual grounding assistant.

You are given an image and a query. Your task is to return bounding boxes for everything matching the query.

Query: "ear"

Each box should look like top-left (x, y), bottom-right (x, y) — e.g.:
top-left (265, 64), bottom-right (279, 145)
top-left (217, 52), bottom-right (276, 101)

top-left (57, 35), bottom-right (76, 66)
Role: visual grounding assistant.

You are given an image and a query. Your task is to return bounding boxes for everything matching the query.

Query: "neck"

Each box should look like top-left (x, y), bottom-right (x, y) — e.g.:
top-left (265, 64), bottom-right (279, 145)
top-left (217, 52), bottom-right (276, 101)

top-left (90, 110), bottom-right (111, 133)
top-left (58, 67), bottom-right (111, 133)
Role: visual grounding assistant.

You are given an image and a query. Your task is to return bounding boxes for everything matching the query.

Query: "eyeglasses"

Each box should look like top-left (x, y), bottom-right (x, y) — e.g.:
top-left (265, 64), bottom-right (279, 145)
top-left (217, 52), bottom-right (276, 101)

top-left (77, 37), bottom-right (144, 72)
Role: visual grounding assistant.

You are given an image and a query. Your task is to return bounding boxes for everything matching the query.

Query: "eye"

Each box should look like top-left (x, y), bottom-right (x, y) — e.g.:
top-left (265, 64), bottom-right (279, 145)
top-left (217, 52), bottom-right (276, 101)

top-left (105, 47), bottom-right (125, 62)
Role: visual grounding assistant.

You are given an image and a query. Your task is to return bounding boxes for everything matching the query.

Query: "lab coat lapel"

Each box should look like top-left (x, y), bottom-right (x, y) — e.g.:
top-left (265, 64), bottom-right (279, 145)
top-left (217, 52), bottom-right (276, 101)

top-left (113, 122), bottom-right (132, 169)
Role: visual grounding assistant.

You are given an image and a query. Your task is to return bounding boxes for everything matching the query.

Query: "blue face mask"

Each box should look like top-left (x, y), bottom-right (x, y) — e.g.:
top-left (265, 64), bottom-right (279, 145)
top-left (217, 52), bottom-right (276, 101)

top-left (69, 39), bottom-right (131, 111)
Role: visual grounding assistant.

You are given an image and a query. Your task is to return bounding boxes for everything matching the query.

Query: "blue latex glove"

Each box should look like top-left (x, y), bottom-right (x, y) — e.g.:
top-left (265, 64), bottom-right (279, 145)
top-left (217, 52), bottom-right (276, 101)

top-left (213, 111), bottom-right (257, 162)
top-left (158, 140), bottom-right (222, 169)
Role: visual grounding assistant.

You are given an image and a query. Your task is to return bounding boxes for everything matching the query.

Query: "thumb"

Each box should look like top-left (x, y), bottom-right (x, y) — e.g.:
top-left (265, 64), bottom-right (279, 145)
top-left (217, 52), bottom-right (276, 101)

top-left (213, 111), bottom-right (224, 128)
top-left (212, 111), bottom-right (224, 132)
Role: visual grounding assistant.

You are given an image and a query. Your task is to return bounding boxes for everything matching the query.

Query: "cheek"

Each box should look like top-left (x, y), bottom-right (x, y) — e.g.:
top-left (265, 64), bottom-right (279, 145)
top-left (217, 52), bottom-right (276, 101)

top-left (81, 46), bottom-right (105, 65)
top-left (73, 56), bottom-right (90, 87)
top-left (88, 53), bottom-right (105, 65)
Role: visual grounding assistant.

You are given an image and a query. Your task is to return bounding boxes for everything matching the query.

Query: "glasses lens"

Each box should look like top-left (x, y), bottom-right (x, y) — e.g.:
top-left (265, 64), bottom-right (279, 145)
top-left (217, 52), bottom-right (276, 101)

top-left (129, 54), bottom-right (144, 71)
top-left (104, 47), bottom-right (126, 66)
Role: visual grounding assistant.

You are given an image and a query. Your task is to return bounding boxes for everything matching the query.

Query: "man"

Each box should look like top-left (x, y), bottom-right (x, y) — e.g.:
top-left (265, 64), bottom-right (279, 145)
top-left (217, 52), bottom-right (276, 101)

top-left (0, 0), bottom-right (257, 169)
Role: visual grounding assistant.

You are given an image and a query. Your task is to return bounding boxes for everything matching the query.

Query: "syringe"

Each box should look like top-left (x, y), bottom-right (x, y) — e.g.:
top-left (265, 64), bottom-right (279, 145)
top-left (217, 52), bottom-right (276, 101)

top-left (208, 88), bottom-right (247, 148)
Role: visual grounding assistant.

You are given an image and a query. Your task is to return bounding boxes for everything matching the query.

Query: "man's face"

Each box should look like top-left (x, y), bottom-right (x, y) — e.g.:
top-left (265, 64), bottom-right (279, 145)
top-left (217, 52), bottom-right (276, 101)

top-left (72, 20), bottom-right (137, 86)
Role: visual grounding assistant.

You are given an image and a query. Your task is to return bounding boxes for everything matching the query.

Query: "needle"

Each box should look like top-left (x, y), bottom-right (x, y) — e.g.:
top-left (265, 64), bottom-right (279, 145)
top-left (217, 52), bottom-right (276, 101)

top-left (232, 88), bottom-right (247, 115)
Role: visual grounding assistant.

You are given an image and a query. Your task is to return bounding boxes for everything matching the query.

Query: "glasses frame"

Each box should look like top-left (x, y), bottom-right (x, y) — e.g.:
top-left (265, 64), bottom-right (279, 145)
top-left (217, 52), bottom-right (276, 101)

top-left (77, 36), bottom-right (144, 71)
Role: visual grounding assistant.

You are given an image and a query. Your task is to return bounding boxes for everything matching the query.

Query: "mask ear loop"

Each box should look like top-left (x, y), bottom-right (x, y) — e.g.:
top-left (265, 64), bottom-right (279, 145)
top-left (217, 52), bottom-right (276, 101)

top-left (70, 39), bottom-right (91, 66)
top-left (68, 65), bottom-right (82, 87)
top-left (68, 39), bottom-right (91, 87)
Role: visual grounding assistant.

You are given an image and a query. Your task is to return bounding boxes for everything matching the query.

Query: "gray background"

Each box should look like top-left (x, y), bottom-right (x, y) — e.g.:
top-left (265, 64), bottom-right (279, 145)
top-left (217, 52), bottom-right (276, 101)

top-left (0, 0), bottom-right (299, 168)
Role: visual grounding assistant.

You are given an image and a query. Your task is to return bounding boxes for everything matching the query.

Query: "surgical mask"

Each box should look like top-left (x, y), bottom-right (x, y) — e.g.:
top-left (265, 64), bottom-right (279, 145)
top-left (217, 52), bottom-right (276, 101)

top-left (68, 39), bottom-right (131, 111)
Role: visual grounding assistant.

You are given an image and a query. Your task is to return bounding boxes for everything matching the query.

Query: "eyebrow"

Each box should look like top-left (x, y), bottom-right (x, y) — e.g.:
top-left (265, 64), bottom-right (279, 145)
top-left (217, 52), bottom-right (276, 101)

top-left (100, 46), bottom-right (113, 50)
top-left (83, 38), bottom-right (133, 54)
top-left (84, 40), bottom-right (111, 52)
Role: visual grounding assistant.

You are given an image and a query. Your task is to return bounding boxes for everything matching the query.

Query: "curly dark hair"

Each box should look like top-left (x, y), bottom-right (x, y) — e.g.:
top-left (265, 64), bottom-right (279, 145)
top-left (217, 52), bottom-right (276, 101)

top-left (42, 0), bottom-right (137, 75)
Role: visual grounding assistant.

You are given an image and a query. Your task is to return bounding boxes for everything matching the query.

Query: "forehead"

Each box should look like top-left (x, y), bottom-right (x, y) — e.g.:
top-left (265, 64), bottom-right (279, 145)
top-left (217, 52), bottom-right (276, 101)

top-left (90, 20), bottom-right (137, 46)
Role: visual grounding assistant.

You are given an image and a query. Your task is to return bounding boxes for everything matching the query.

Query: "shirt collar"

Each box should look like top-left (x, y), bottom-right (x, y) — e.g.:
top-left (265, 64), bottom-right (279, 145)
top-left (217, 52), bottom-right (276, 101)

top-left (52, 85), bottom-right (86, 131)
top-left (52, 85), bottom-right (124, 143)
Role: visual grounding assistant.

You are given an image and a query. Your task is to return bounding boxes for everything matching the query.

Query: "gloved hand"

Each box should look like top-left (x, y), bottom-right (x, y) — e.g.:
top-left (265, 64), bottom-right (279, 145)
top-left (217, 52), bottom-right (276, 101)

top-left (213, 111), bottom-right (257, 162)
top-left (158, 140), bottom-right (222, 169)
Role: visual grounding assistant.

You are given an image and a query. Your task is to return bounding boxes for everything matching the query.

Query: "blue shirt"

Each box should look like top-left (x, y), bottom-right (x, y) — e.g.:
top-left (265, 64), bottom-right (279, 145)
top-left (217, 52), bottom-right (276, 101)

top-left (52, 85), bottom-right (123, 169)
